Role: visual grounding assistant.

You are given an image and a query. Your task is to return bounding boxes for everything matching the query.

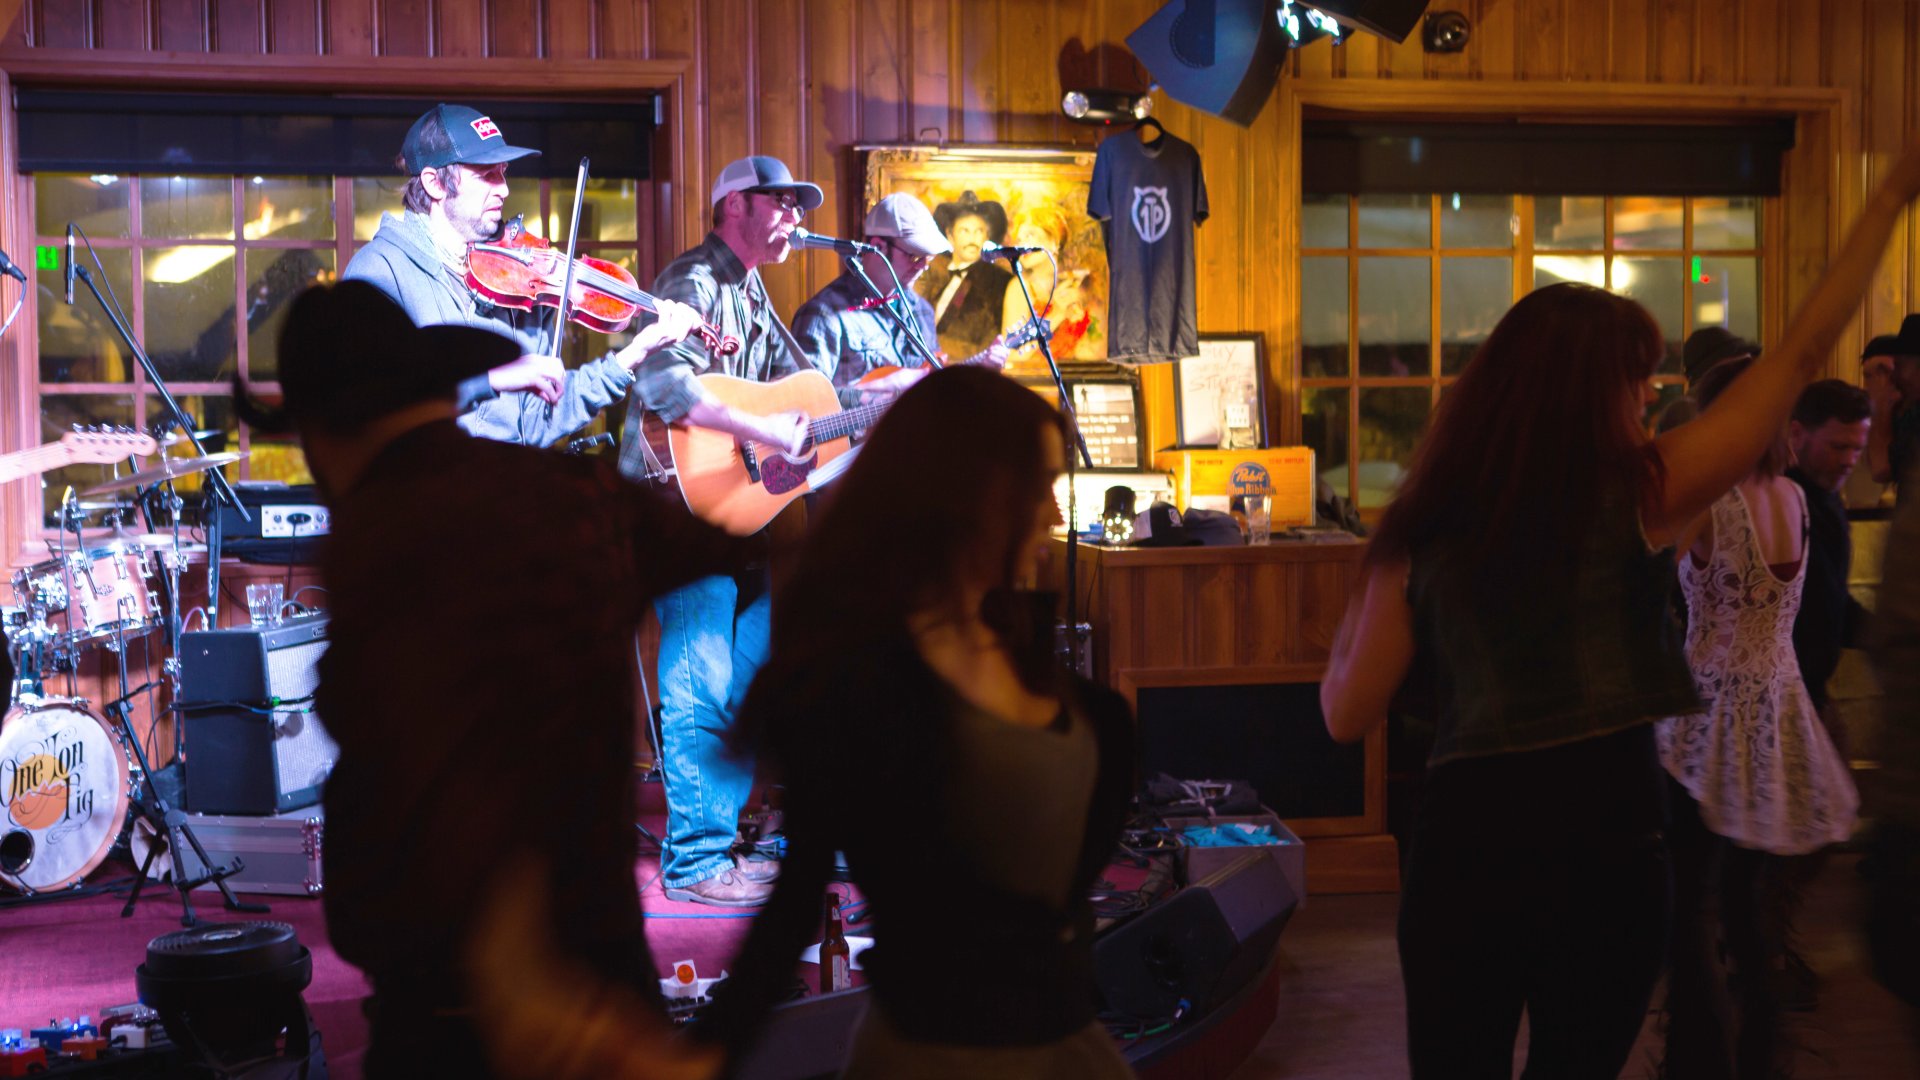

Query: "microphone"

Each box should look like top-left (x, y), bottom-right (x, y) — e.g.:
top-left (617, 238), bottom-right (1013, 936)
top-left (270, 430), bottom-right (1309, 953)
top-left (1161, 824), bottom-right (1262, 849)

top-left (64, 225), bottom-right (75, 305)
top-left (0, 247), bottom-right (26, 284)
top-left (789, 228), bottom-right (877, 255)
top-left (980, 241), bottom-right (1044, 260)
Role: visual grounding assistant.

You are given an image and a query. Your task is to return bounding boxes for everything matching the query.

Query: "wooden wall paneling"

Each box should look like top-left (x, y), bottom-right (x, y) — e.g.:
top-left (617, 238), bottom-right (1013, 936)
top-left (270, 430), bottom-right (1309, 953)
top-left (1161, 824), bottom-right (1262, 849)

top-left (1134, 560), bottom-right (1190, 667)
top-left (954, 0), bottom-right (999, 142)
top-left (650, 0), bottom-right (693, 58)
top-left (754, 0), bottom-right (807, 311)
top-left (156, 0), bottom-right (210, 52)
top-left (98, 0), bottom-right (149, 50)
top-left (211, 0), bottom-right (264, 52)
top-left (435, 0), bottom-right (484, 57)
top-left (545, 0), bottom-right (595, 60)
top-left (329, 0), bottom-right (376, 56)
top-left (1564, 0), bottom-right (1609, 82)
top-left (1295, 33), bottom-right (1334, 79)
top-left (266, 0), bottom-right (322, 53)
top-left (378, 0), bottom-right (432, 57)
top-left (908, 0), bottom-right (950, 144)
top-left (1607, 0), bottom-right (1648, 83)
top-left (1340, 25), bottom-right (1380, 80)
top-left (1652, 0), bottom-right (1692, 83)
top-left (1236, 559), bottom-right (1293, 668)
top-left (32, 1), bottom-right (92, 49)
top-left (1469, 0), bottom-right (1515, 81)
top-left (1186, 561), bottom-right (1240, 665)
top-left (1862, 0), bottom-right (1910, 342)
top-left (1911, 4), bottom-right (1920, 317)
top-left (489, 0), bottom-right (539, 59)
top-left (804, 0), bottom-right (854, 241)
top-left (1738, 0), bottom-right (1781, 86)
top-left (855, 0), bottom-right (906, 145)
top-left (1693, 0), bottom-right (1740, 85)
top-left (651, 0), bottom-right (700, 250)
top-left (1000, 0), bottom-right (1056, 143)
top-left (704, 0), bottom-right (751, 173)
top-left (1382, 24), bottom-right (1422, 80)
top-left (1290, 556), bottom-right (1353, 664)
top-left (1515, 0), bottom-right (1564, 81)
top-left (1782, 0), bottom-right (1821, 87)
top-left (1055, 0), bottom-right (1097, 143)
top-left (599, 0), bottom-right (646, 60)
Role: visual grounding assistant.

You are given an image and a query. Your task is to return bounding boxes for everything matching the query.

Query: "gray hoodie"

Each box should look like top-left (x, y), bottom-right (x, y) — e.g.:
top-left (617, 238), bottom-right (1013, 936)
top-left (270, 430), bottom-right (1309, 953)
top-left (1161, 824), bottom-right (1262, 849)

top-left (342, 211), bottom-right (636, 447)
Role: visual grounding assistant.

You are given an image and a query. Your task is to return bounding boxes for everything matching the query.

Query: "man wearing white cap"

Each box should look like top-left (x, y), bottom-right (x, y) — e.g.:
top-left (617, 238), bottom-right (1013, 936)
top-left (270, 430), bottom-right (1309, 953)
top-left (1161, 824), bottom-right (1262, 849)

top-left (792, 193), bottom-right (1008, 392)
top-left (622, 155), bottom-right (870, 907)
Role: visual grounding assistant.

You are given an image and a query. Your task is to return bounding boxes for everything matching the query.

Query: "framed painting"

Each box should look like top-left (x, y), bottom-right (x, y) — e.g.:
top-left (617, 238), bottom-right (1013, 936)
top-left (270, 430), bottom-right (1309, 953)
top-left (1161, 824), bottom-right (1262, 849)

top-left (863, 145), bottom-right (1114, 379)
top-left (1175, 334), bottom-right (1268, 449)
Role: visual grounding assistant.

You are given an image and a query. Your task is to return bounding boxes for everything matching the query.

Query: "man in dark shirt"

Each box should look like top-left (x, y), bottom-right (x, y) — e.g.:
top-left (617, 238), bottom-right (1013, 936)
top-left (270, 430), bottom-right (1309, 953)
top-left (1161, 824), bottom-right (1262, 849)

top-left (1867, 316), bottom-right (1920, 501)
top-left (1786, 379), bottom-right (1874, 716)
top-left (236, 280), bottom-right (746, 1078)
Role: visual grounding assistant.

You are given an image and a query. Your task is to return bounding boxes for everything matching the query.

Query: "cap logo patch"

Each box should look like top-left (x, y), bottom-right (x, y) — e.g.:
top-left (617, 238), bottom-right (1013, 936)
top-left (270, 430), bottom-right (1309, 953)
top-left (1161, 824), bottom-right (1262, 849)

top-left (470, 116), bottom-right (501, 140)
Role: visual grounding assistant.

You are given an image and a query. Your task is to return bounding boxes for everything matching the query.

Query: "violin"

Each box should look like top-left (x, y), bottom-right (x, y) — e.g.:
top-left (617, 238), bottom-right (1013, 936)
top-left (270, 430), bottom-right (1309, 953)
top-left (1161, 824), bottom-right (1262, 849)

top-left (466, 218), bottom-right (741, 357)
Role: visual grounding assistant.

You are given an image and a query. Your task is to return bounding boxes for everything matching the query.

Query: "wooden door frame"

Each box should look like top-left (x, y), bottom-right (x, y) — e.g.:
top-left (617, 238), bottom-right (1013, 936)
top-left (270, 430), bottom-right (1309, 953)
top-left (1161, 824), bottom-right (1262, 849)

top-left (1268, 77), bottom-right (1852, 447)
top-left (0, 47), bottom-right (696, 567)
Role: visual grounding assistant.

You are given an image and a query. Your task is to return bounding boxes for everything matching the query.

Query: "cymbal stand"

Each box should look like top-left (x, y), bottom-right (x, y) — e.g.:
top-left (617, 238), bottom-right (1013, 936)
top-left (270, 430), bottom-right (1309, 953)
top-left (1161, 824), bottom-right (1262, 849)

top-left (102, 617), bottom-right (266, 927)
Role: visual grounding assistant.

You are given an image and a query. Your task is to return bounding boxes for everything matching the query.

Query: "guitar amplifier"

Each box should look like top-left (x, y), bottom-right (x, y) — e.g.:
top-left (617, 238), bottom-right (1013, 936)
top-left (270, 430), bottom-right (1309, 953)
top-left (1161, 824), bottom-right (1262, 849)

top-left (214, 483), bottom-right (330, 564)
top-left (177, 613), bottom-right (336, 815)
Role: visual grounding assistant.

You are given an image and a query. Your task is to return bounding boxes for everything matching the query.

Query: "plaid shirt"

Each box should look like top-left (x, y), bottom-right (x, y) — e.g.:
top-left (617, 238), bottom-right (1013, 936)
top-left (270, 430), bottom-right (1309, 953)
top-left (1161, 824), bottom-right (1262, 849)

top-left (623, 233), bottom-right (863, 480)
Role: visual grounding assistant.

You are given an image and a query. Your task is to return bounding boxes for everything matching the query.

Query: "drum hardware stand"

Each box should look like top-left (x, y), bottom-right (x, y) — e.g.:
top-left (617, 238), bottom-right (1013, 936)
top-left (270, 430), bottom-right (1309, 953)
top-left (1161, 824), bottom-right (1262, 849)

top-left (100, 622), bottom-right (267, 927)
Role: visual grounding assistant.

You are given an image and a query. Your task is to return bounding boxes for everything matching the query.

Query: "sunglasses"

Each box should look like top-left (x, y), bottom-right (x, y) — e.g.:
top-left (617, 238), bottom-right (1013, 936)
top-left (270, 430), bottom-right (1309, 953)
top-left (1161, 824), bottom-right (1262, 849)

top-left (749, 189), bottom-right (806, 213)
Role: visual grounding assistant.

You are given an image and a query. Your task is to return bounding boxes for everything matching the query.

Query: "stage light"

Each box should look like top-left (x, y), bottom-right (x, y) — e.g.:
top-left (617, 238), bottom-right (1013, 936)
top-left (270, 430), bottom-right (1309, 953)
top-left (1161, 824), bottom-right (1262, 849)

top-left (1062, 89), bottom-right (1156, 124)
top-left (1422, 10), bottom-right (1470, 52)
top-left (1278, 1), bottom-right (1346, 45)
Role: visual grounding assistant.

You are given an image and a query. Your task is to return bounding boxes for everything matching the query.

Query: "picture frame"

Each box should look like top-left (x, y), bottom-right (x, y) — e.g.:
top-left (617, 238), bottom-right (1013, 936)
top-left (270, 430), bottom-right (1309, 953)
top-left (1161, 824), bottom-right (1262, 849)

top-left (1175, 334), bottom-right (1268, 449)
top-left (1063, 376), bottom-right (1144, 471)
top-left (862, 145), bottom-right (1119, 379)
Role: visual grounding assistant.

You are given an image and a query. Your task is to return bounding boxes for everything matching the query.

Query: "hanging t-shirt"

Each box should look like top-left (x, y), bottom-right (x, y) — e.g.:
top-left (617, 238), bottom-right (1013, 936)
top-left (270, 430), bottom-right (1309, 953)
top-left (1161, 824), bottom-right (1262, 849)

top-left (1089, 129), bottom-right (1208, 364)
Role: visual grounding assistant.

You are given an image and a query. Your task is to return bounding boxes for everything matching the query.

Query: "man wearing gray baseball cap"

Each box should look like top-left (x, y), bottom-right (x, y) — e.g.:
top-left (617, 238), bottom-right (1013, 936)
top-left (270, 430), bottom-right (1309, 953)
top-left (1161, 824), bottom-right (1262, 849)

top-left (791, 193), bottom-right (1010, 395)
top-left (621, 154), bottom-right (869, 907)
top-left (344, 103), bottom-right (701, 447)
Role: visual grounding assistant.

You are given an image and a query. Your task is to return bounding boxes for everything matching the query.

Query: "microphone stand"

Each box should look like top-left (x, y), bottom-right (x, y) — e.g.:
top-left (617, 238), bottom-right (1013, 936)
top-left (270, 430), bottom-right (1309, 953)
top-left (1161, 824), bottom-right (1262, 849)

top-left (70, 257), bottom-right (250, 633)
top-left (840, 250), bottom-right (942, 369)
top-left (1003, 251), bottom-right (1092, 671)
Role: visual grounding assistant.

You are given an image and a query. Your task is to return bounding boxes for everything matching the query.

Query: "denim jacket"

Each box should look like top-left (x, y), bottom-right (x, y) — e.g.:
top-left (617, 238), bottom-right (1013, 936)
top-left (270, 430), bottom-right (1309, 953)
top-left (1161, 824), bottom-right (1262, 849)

top-left (1407, 491), bottom-right (1700, 766)
top-left (791, 271), bottom-right (941, 389)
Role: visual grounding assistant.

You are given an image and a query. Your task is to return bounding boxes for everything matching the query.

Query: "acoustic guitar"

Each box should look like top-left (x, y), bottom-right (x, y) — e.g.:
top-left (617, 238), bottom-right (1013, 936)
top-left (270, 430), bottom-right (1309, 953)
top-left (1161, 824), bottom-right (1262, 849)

top-left (0, 429), bottom-right (158, 486)
top-left (855, 315), bottom-right (1050, 386)
top-left (637, 320), bottom-right (1048, 535)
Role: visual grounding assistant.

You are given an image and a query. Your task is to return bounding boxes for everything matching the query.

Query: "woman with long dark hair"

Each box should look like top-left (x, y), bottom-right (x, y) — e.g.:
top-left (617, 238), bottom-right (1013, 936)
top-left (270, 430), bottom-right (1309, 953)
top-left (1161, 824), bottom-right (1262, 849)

top-left (694, 365), bottom-right (1136, 1079)
top-left (1320, 149), bottom-right (1920, 1078)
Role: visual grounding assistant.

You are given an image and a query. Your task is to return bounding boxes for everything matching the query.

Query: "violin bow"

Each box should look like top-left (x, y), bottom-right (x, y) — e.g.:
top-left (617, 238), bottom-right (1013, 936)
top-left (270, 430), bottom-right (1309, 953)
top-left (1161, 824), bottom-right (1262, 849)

top-left (544, 156), bottom-right (593, 357)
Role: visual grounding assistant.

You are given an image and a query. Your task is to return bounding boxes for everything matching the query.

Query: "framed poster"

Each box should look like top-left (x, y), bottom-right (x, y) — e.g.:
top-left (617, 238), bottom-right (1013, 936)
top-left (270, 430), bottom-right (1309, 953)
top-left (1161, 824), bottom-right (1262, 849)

top-left (1175, 334), bottom-right (1267, 449)
top-left (863, 145), bottom-right (1115, 378)
top-left (1064, 378), bottom-right (1143, 470)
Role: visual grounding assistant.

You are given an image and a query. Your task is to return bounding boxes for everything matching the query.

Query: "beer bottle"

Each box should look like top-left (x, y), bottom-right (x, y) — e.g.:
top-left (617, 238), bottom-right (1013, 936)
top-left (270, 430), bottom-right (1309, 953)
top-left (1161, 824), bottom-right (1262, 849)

top-left (820, 892), bottom-right (852, 993)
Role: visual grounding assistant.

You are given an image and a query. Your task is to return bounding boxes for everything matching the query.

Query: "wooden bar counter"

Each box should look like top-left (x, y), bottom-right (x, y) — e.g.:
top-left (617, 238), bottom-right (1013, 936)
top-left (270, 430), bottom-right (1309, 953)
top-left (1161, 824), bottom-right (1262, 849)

top-left (1048, 536), bottom-right (1399, 895)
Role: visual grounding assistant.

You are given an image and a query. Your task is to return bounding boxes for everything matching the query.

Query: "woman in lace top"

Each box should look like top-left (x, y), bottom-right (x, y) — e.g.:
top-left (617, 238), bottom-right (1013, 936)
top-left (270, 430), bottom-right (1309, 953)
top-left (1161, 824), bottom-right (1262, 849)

top-left (1657, 356), bottom-right (1859, 1078)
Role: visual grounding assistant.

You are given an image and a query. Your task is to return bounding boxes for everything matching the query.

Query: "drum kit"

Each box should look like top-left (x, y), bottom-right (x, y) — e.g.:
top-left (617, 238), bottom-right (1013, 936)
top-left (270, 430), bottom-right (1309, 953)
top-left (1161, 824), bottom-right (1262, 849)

top-left (3, 436), bottom-right (269, 924)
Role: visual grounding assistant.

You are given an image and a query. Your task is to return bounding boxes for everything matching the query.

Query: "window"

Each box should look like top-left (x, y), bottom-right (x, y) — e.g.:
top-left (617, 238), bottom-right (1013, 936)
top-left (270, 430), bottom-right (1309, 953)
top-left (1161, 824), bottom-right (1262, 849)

top-left (27, 170), bottom-right (646, 531)
top-left (1299, 192), bottom-right (1762, 511)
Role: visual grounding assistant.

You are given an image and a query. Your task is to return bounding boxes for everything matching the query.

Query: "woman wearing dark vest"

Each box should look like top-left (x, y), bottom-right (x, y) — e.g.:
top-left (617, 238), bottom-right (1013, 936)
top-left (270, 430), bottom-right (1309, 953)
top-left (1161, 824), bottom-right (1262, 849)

top-left (1320, 144), bottom-right (1920, 1080)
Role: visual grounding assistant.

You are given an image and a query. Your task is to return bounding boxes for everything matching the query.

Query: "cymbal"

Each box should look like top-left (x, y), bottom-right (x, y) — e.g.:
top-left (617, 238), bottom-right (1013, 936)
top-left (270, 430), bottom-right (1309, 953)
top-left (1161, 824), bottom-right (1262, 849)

top-left (158, 429), bottom-right (228, 449)
top-left (80, 452), bottom-right (246, 496)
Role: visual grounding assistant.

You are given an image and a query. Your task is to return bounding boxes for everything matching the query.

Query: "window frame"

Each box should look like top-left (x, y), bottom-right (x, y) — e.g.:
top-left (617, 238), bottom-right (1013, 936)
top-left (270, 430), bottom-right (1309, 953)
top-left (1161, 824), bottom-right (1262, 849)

top-left (1298, 192), bottom-right (1770, 514)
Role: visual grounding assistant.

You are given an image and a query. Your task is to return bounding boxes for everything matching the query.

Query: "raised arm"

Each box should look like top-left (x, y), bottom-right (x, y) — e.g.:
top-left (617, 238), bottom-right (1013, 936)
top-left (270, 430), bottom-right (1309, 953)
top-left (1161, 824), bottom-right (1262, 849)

top-left (1647, 144), bottom-right (1920, 544)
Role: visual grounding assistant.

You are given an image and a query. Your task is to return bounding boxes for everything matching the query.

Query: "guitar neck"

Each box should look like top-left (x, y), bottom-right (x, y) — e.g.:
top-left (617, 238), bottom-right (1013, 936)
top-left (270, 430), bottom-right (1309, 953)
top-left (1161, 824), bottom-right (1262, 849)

top-left (0, 445), bottom-right (71, 486)
top-left (806, 400), bottom-right (891, 445)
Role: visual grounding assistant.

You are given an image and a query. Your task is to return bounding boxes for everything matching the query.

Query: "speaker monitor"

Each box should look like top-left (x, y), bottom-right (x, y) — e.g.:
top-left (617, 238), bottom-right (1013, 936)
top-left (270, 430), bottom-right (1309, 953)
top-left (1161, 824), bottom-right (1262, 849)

top-left (1309, 0), bottom-right (1433, 45)
top-left (177, 616), bottom-right (335, 815)
top-left (1094, 850), bottom-right (1297, 1021)
top-left (1126, 0), bottom-right (1288, 128)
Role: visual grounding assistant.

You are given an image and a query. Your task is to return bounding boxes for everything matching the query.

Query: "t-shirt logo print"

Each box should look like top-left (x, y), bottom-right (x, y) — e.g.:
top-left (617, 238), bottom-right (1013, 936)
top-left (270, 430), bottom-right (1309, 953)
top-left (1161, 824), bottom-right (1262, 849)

top-left (1131, 186), bottom-right (1172, 244)
top-left (470, 117), bottom-right (501, 140)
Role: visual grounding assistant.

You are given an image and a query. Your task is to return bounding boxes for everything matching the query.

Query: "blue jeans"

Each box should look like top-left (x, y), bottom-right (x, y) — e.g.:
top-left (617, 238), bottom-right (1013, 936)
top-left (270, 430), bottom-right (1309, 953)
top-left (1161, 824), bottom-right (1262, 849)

top-left (654, 571), bottom-right (767, 888)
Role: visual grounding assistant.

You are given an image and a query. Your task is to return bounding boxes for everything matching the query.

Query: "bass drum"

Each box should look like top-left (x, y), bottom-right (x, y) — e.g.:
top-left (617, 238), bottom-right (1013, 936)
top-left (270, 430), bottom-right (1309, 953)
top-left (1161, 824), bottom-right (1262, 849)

top-left (0, 699), bottom-right (130, 892)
